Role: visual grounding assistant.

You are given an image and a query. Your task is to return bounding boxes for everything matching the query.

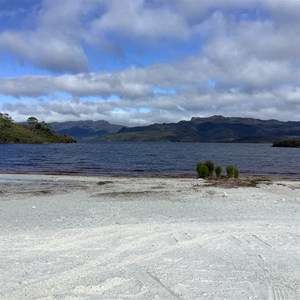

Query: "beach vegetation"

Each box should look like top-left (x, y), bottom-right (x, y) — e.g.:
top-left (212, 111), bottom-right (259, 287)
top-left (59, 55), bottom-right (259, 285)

top-left (215, 165), bottom-right (222, 178)
top-left (233, 167), bottom-right (240, 178)
top-left (197, 161), bottom-right (240, 180)
top-left (205, 160), bottom-right (215, 177)
top-left (226, 165), bottom-right (234, 178)
top-left (196, 162), bottom-right (209, 178)
top-left (196, 162), bottom-right (203, 177)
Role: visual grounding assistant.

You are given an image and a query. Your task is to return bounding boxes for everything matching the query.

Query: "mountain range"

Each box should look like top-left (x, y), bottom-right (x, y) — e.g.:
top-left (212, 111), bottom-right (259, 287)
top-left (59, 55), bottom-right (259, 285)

top-left (51, 116), bottom-right (300, 143)
top-left (51, 120), bottom-right (123, 142)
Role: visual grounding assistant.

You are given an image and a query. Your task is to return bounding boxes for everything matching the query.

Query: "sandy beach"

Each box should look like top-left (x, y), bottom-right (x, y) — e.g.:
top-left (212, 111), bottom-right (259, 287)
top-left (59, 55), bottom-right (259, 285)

top-left (0, 174), bottom-right (299, 299)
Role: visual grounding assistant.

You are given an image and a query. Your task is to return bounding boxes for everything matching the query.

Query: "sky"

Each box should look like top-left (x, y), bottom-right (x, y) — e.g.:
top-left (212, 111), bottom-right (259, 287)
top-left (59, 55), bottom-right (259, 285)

top-left (0, 0), bottom-right (300, 126)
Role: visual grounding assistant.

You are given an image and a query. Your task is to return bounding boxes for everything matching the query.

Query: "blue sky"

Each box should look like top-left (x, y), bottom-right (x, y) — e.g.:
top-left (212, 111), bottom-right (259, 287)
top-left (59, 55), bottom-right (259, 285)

top-left (0, 0), bottom-right (300, 125)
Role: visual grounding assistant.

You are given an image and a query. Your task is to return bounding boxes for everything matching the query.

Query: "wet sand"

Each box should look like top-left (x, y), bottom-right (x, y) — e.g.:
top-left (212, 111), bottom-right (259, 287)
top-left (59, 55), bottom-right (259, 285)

top-left (0, 174), bottom-right (299, 299)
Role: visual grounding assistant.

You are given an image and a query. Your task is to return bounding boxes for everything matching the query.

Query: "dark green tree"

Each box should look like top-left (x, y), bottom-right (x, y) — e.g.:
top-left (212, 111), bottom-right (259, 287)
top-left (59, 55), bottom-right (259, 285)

top-left (0, 113), bottom-right (13, 127)
top-left (27, 116), bottom-right (39, 127)
top-left (39, 121), bottom-right (52, 132)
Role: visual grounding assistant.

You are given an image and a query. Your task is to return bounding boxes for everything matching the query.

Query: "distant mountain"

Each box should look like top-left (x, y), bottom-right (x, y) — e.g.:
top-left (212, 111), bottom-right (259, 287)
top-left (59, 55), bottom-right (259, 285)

top-left (51, 120), bottom-right (123, 142)
top-left (99, 115), bottom-right (300, 143)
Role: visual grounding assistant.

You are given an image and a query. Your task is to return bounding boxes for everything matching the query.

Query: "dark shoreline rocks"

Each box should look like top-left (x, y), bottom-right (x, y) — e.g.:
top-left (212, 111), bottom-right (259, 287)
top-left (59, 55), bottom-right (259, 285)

top-left (272, 138), bottom-right (300, 148)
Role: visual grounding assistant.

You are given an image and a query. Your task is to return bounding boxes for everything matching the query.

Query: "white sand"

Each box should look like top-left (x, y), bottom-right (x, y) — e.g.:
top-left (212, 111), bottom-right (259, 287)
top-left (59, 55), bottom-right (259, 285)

top-left (0, 174), bottom-right (299, 299)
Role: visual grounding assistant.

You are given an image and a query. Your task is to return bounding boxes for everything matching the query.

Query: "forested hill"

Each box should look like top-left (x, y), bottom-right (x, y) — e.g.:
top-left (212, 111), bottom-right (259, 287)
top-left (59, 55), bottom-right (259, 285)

top-left (0, 114), bottom-right (76, 144)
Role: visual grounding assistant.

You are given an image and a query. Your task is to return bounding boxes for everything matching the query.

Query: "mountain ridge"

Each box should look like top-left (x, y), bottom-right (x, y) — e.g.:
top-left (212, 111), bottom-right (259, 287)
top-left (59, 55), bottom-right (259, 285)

top-left (99, 115), bottom-right (300, 143)
top-left (50, 120), bottom-right (124, 142)
top-left (38, 115), bottom-right (300, 143)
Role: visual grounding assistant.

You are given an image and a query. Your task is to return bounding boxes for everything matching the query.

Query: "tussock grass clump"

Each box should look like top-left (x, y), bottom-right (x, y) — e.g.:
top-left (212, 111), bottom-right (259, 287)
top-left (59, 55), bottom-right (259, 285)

top-left (196, 162), bottom-right (209, 179)
top-left (196, 160), bottom-right (240, 180)
top-left (226, 165), bottom-right (234, 178)
top-left (215, 165), bottom-right (222, 178)
top-left (205, 160), bottom-right (215, 177)
top-left (233, 167), bottom-right (240, 179)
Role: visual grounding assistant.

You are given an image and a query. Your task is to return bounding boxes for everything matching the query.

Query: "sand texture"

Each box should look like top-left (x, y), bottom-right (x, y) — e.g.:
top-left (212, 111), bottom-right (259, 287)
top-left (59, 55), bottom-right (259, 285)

top-left (0, 174), bottom-right (299, 299)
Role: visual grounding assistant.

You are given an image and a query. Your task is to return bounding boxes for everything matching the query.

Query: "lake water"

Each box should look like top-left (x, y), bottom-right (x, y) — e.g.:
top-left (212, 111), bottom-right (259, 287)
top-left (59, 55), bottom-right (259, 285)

top-left (1, 142), bottom-right (299, 178)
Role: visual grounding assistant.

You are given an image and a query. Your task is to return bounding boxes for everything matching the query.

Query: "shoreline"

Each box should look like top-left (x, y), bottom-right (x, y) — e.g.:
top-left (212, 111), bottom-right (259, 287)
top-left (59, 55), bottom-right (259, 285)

top-left (0, 171), bottom-right (299, 181)
top-left (1, 173), bottom-right (299, 299)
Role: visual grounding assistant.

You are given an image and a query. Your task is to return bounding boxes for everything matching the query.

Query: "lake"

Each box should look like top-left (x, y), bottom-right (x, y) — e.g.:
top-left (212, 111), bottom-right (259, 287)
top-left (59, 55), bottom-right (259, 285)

top-left (1, 142), bottom-right (299, 178)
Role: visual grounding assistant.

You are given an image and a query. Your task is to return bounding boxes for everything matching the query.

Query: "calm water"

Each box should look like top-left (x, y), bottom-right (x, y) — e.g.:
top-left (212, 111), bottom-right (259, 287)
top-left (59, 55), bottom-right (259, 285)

top-left (1, 142), bottom-right (299, 178)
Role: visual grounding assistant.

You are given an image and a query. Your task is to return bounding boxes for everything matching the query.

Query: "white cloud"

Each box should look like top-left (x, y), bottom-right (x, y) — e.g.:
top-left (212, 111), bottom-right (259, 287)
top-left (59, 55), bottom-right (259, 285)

top-left (1, 0), bottom-right (300, 124)
top-left (0, 0), bottom-right (91, 72)
top-left (89, 0), bottom-right (189, 40)
top-left (2, 83), bottom-right (300, 125)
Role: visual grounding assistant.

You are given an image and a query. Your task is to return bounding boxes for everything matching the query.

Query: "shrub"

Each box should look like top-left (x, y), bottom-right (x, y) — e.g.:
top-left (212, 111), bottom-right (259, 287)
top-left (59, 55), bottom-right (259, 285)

top-left (233, 167), bottom-right (240, 178)
top-left (196, 162), bottom-right (203, 176)
top-left (205, 160), bottom-right (215, 177)
top-left (226, 165), bottom-right (234, 178)
top-left (215, 165), bottom-right (222, 178)
top-left (196, 162), bottom-right (209, 179)
top-left (199, 165), bottom-right (209, 179)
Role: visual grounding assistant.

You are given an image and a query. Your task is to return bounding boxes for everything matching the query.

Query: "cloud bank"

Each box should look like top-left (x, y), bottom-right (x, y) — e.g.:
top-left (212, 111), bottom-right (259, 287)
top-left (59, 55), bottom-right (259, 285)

top-left (0, 0), bottom-right (300, 125)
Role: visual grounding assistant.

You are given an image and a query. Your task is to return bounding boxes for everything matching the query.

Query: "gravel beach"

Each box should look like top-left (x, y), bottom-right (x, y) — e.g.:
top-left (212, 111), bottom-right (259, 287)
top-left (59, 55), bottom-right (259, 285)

top-left (0, 174), bottom-right (299, 299)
